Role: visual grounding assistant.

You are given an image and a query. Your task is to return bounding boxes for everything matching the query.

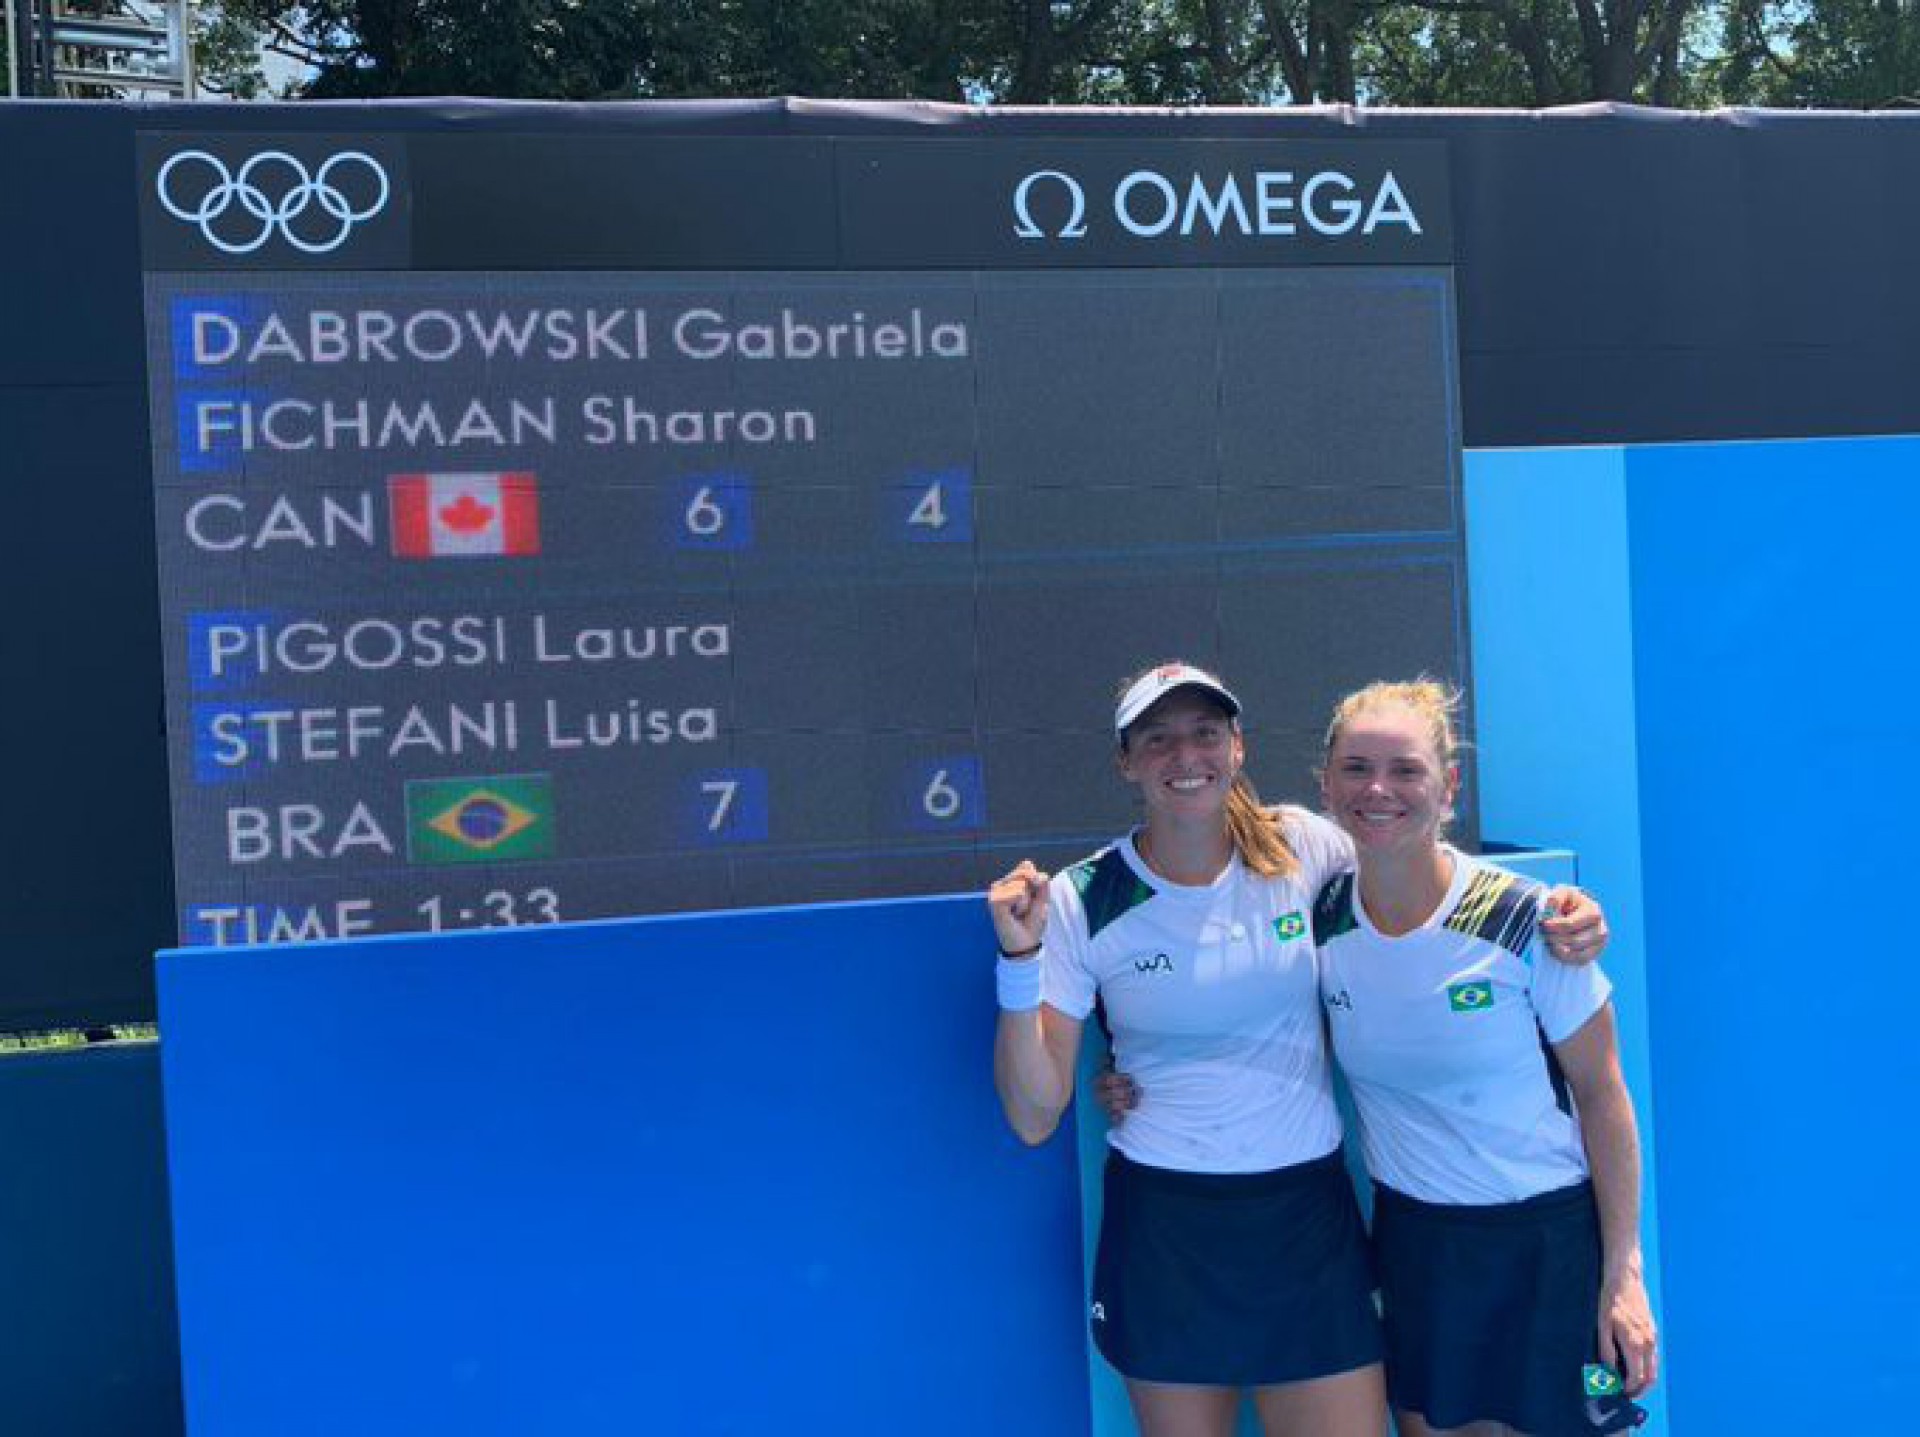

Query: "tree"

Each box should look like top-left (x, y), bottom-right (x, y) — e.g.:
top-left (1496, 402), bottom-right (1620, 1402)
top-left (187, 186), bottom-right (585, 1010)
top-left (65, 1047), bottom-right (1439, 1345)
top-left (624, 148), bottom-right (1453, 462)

top-left (1358, 2), bottom-right (1553, 103)
top-left (197, 0), bottom-right (659, 97)
top-left (197, 0), bottom-right (1020, 99)
top-left (1718, 0), bottom-right (1920, 106)
top-left (180, 0), bottom-right (1920, 109)
top-left (1360, 0), bottom-right (1702, 105)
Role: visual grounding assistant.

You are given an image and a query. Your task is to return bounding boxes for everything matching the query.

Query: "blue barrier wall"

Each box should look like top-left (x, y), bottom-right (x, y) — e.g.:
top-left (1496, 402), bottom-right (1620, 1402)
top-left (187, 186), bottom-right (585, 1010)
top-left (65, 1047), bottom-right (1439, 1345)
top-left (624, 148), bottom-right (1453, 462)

top-left (1626, 436), bottom-right (1920, 1432)
top-left (0, 1044), bottom-right (183, 1437)
top-left (158, 896), bottom-right (1091, 1437)
top-left (1467, 446), bottom-right (1670, 1436)
top-left (1467, 436), bottom-right (1920, 1435)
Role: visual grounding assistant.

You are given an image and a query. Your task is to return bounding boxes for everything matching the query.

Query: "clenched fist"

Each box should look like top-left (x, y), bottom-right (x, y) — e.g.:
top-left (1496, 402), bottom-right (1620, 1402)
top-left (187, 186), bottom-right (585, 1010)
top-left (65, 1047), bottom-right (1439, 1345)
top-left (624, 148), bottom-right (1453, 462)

top-left (987, 861), bottom-right (1050, 957)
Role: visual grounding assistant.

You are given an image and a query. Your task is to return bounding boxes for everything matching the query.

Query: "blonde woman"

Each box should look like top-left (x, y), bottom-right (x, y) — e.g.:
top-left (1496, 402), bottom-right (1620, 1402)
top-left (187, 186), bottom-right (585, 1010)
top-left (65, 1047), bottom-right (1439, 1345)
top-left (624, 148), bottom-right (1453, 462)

top-left (1313, 681), bottom-right (1655, 1437)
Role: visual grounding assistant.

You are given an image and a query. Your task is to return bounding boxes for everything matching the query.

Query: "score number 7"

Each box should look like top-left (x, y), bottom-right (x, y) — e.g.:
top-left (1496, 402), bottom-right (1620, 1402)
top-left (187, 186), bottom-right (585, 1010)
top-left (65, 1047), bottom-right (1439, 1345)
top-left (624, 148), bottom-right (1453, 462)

top-left (680, 767), bottom-right (768, 844)
top-left (700, 778), bottom-right (738, 832)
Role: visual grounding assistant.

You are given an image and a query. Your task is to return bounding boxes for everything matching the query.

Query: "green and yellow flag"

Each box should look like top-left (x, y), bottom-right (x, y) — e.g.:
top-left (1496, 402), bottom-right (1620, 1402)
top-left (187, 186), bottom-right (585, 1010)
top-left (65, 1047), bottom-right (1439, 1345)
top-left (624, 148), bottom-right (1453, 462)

top-left (406, 774), bottom-right (555, 865)
top-left (1447, 979), bottom-right (1494, 1013)
top-left (1582, 1364), bottom-right (1624, 1397)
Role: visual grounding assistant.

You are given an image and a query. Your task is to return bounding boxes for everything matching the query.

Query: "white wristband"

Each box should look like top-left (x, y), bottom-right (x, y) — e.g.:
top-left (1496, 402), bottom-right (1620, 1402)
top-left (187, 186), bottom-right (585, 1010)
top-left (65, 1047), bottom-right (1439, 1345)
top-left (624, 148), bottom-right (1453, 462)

top-left (995, 955), bottom-right (1044, 1012)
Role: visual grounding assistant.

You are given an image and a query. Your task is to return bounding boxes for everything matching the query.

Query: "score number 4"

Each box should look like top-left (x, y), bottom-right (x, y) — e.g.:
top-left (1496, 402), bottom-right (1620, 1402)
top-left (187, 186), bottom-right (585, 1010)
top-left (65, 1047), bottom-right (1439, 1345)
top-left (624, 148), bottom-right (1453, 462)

top-left (891, 468), bottom-right (972, 545)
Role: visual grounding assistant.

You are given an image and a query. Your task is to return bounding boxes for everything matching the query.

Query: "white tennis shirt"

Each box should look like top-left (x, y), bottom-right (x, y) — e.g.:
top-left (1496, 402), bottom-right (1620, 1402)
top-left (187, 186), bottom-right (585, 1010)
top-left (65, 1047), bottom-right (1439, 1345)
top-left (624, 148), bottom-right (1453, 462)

top-left (1041, 808), bottom-right (1351, 1174)
top-left (1316, 848), bottom-right (1611, 1204)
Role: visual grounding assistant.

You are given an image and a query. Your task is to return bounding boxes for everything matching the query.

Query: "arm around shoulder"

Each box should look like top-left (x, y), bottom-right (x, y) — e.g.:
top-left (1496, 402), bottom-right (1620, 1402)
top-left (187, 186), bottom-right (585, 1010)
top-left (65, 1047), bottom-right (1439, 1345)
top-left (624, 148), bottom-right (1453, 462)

top-left (1275, 805), bottom-right (1355, 890)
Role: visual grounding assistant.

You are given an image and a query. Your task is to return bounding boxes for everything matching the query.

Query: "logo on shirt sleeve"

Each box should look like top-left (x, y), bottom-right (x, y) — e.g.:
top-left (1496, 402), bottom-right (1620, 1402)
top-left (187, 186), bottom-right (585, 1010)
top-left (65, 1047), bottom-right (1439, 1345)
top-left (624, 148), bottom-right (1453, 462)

top-left (1446, 979), bottom-right (1494, 1012)
top-left (1273, 911), bottom-right (1306, 941)
top-left (1132, 952), bottom-right (1175, 974)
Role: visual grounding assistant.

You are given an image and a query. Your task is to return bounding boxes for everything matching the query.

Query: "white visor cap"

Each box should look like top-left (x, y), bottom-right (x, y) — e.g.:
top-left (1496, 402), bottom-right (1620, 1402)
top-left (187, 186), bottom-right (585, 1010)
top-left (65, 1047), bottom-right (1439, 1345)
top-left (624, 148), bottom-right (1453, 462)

top-left (1114, 663), bottom-right (1242, 738)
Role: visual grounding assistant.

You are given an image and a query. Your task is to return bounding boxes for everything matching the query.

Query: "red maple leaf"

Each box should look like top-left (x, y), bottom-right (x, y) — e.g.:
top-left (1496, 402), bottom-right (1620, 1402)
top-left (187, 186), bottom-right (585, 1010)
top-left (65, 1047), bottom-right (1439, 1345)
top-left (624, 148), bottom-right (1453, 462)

top-left (437, 494), bottom-right (496, 533)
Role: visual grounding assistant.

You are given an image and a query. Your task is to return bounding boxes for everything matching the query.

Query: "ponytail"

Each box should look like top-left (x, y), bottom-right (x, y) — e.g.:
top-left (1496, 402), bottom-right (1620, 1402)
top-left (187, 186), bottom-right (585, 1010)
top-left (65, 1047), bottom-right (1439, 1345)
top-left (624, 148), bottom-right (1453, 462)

top-left (1225, 772), bottom-right (1298, 879)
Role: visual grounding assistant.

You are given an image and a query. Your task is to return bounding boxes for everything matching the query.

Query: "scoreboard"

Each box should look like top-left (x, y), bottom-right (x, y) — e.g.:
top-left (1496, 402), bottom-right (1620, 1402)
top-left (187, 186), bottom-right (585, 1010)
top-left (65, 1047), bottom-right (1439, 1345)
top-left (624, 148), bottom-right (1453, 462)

top-left (137, 133), bottom-right (1468, 943)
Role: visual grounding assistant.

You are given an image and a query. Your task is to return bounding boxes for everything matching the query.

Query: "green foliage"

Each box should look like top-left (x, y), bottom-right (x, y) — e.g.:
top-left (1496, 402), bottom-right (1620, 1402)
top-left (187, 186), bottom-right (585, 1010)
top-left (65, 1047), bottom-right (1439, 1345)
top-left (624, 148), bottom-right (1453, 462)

top-left (1361, 0), bottom-right (1702, 106)
top-left (1358, 5), bottom-right (1553, 105)
top-left (192, 0), bottom-right (661, 97)
top-left (183, 0), bottom-right (1920, 108)
top-left (1718, 0), bottom-right (1920, 105)
top-left (193, 4), bottom-right (275, 97)
top-left (642, 0), bottom-right (984, 99)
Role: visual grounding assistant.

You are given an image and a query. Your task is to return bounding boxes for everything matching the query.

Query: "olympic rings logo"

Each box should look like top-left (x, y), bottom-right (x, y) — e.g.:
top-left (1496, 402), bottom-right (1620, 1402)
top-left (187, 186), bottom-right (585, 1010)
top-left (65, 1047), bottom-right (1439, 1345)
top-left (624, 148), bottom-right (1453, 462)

top-left (155, 150), bottom-right (390, 256)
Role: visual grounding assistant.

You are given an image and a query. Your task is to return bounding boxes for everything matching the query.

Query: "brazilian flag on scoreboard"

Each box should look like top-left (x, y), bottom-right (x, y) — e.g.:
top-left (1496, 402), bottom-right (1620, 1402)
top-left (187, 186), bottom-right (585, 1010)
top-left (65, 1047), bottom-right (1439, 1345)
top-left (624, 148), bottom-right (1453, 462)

top-left (406, 774), bottom-right (555, 865)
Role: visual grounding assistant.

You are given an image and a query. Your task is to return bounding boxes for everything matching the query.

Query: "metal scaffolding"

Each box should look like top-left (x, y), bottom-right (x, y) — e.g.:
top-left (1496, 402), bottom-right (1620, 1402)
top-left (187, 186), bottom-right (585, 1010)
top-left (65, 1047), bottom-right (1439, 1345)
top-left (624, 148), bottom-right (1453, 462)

top-left (8, 0), bottom-right (193, 98)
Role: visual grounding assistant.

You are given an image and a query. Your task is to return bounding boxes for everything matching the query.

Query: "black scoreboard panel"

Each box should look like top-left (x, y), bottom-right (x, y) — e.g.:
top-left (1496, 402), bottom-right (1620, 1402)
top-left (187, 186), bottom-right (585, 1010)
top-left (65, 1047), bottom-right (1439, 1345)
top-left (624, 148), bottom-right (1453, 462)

top-left (139, 138), bottom-right (1468, 944)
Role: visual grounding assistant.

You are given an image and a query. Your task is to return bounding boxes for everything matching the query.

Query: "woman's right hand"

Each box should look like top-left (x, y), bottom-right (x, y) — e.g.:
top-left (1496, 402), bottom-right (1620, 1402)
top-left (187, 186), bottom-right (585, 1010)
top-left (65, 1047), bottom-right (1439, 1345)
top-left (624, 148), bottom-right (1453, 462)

top-left (987, 861), bottom-right (1050, 956)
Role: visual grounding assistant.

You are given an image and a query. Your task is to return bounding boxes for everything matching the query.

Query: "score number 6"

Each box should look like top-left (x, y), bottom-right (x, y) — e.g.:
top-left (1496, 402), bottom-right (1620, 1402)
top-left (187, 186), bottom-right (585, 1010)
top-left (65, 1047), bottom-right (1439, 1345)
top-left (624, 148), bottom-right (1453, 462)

top-left (902, 756), bottom-right (985, 832)
top-left (673, 474), bottom-right (753, 550)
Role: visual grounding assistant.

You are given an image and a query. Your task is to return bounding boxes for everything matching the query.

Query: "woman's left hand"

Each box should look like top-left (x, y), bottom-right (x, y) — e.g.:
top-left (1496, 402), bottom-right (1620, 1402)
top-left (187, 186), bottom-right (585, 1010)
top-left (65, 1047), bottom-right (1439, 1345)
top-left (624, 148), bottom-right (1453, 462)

top-left (1599, 1262), bottom-right (1659, 1396)
top-left (1094, 1065), bottom-right (1140, 1126)
top-left (1542, 887), bottom-right (1609, 965)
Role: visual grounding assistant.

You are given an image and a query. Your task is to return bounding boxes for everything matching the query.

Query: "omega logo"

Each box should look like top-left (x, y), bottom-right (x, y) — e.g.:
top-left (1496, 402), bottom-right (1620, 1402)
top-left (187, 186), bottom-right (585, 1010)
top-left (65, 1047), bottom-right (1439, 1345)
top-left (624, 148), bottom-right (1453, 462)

top-left (1012, 166), bottom-right (1422, 242)
top-left (1012, 170), bottom-right (1089, 240)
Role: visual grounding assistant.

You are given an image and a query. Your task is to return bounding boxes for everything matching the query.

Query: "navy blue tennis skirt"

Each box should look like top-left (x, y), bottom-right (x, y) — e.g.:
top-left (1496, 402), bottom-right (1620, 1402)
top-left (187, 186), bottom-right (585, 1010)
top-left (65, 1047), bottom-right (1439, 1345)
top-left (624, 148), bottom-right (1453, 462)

top-left (1372, 1179), bottom-right (1646, 1436)
top-left (1090, 1146), bottom-right (1382, 1387)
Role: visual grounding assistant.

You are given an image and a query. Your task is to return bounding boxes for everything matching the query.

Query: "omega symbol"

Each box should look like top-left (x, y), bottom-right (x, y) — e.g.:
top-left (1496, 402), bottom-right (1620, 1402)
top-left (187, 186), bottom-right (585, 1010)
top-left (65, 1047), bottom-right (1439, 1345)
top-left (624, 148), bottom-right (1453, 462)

top-left (1012, 170), bottom-right (1089, 240)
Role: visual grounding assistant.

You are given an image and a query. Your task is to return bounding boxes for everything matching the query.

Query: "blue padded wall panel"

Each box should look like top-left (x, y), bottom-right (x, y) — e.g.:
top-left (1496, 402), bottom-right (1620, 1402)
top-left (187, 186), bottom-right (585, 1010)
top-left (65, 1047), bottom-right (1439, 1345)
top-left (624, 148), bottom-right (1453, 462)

top-left (1465, 446), bottom-right (1669, 1433)
top-left (0, 1045), bottom-right (183, 1437)
top-left (1624, 436), bottom-right (1920, 1435)
top-left (1469, 436), bottom-right (1920, 1436)
top-left (159, 896), bottom-right (1090, 1437)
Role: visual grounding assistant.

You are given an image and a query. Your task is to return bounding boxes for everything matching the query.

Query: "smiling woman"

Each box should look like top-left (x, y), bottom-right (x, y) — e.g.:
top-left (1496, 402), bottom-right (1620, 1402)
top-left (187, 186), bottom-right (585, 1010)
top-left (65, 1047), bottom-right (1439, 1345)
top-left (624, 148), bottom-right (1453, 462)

top-left (1314, 681), bottom-right (1657, 1437)
top-left (988, 661), bottom-right (1388, 1437)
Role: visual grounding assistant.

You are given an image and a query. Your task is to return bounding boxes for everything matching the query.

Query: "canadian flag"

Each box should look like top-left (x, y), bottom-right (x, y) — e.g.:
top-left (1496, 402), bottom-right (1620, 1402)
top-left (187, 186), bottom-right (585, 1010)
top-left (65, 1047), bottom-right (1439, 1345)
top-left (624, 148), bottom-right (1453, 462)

top-left (388, 473), bottom-right (541, 558)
